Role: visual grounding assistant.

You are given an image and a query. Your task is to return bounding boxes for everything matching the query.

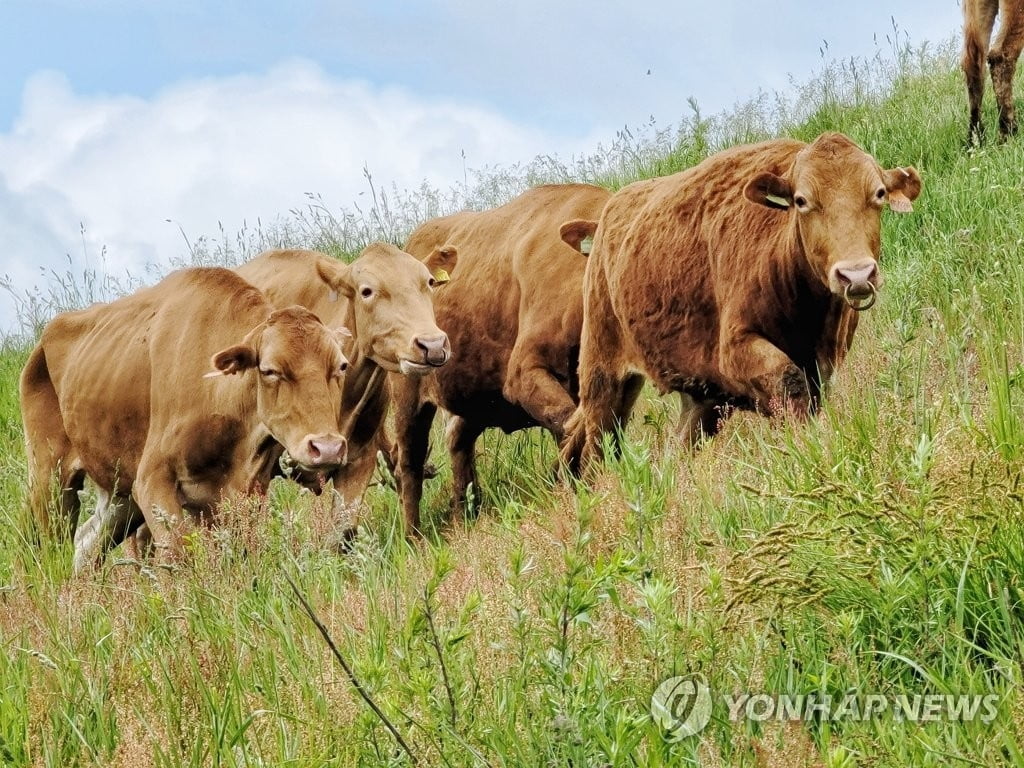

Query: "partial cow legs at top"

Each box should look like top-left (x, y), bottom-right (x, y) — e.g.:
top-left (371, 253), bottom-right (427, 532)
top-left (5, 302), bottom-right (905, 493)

top-left (989, 1), bottom-right (1024, 137)
top-left (963, 0), bottom-right (1000, 142)
top-left (962, 0), bottom-right (1024, 142)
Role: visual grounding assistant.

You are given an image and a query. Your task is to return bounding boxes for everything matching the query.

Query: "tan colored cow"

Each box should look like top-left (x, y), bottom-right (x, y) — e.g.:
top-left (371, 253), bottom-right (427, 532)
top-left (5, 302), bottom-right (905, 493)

top-left (394, 183), bottom-right (610, 533)
top-left (561, 133), bottom-right (921, 474)
top-left (21, 267), bottom-right (350, 564)
top-left (963, 0), bottom-right (1024, 142)
top-left (235, 243), bottom-right (457, 544)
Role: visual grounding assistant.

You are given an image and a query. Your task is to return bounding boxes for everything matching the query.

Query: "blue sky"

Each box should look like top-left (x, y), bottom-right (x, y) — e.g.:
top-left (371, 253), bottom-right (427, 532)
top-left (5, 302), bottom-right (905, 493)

top-left (0, 1), bottom-right (963, 329)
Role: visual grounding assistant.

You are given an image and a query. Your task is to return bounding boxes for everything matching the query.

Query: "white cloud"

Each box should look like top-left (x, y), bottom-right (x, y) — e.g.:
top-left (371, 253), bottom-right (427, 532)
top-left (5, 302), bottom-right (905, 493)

top-left (0, 61), bottom-right (600, 332)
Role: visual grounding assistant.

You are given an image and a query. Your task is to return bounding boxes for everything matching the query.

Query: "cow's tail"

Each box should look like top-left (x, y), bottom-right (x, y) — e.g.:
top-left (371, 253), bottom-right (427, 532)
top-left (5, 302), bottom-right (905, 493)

top-left (558, 405), bottom-right (588, 479)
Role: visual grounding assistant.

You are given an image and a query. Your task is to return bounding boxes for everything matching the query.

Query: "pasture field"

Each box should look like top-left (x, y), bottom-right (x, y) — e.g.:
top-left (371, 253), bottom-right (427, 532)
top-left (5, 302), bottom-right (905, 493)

top-left (1, 40), bottom-right (1023, 767)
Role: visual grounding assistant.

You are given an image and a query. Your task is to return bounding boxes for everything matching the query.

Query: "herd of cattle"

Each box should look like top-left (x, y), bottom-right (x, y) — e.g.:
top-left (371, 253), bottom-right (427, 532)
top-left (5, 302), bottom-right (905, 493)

top-left (22, 2), bottom-right (1024, 571)
top-left (19, 131), bottom-right (923, 570)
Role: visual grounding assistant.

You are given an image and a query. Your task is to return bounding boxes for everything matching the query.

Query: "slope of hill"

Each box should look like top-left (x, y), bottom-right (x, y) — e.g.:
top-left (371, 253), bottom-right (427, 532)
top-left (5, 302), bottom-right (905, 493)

top-left (0, 39), bottom-right (1021, 767)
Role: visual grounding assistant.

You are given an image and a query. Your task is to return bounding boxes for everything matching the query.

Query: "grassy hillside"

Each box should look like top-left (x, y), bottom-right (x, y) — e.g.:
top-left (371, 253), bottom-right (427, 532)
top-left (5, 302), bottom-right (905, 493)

top-left (1, 40), bottom-right (1023, 767)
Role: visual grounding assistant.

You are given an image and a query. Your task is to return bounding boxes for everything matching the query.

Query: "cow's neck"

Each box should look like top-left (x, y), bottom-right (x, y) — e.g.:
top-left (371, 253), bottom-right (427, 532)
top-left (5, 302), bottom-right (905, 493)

top-left (205, 378), bottom-right (284, 496)
top-left (339, 309), bottom-right (388, 447)
top-left (766, 224), bottom-right (850, 380)
top-left (246, 429), bottom-right (285, 494)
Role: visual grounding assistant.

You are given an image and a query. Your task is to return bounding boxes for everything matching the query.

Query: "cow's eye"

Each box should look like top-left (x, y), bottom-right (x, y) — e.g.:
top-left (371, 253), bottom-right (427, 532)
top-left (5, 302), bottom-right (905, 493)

top-left (339, 361), bottom-right (349, 374)
top-left (427, 277), bottom-right (436, 289)
top-left (794, 195), bottom-right (808, 209)
top-left (875, 187), bottom-right (887, 200)
top-left (360, 286), bottom-right (373, 299)
top-left (259, 368), bottom-right (281, 380)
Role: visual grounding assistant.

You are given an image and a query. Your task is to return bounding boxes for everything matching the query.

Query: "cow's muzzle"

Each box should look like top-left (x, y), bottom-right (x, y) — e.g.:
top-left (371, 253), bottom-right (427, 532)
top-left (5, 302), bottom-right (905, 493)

top-left (291, 434), bottom-right (348, 469)
top-left (831, 260), bottom-right (880, 311)
top-left (400, 333), bottom-right (451, 374)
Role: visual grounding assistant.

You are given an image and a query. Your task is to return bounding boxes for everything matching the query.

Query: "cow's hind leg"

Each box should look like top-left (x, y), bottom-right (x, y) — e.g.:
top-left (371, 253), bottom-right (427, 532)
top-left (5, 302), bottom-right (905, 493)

top-left (73, 491), bottom-right (145, 573)
top-left (561, 366), bottom-right (642, 477)
top-left (677, 394), bottom-right (725, 448)
top-left (964, 0), bottom-right (999, 142)
top-left (20, 345), bottom-right (83, 539)
top-left (446, 415), bottom-right (485, 519)
top-left (989, 1), bottom-right (1024, 137)
top-left (560, 270), bottom-right (637, 476)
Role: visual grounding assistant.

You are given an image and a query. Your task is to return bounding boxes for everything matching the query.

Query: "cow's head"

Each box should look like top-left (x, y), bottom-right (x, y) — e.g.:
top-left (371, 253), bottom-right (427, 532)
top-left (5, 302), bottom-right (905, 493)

top-left (208, 306), bottom-right (349, 470)
top-left (315, 242), bottom-right (458, 375)
top-left (743, 132), bottom-right (921, 311)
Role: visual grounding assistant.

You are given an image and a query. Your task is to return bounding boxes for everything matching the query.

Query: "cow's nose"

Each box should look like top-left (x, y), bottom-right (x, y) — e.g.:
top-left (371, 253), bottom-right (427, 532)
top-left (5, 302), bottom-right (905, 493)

top-left (305, 435), bottom-right (347, 467)
top-left (414, 334), bottom-right (450, 366)
top-left (832, 260), bottom-right (878, 298)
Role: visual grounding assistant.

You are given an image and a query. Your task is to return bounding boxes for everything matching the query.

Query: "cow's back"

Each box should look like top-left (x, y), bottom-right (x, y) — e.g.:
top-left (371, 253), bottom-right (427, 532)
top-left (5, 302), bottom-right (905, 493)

top-left (235, 249), bottom-right (349, 328)
top-left (405, 183), bottom-right (609, 415)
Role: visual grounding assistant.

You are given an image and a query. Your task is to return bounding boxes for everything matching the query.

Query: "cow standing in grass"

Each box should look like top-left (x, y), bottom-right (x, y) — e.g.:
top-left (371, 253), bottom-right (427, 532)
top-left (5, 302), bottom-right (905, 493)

top-left (561, 132), bottom-right (921, 475)
top-left (394, 183), bottom-right (610, 533)
top-left (21, 267), bottom-right (350, 565)
top-left (235, 243), bottom-right (457, 545)
top-left (963, 0), bottom-right (1024, 142)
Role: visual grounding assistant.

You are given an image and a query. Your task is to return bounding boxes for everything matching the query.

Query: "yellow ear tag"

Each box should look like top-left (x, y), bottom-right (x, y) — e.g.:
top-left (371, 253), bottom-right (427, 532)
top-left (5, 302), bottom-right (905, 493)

top-left (764, 193), bottom-right (791, 208)
top-left (579, 236), bottom-right (593, 255)
top-left (433, 269), bottom-right (450, 285)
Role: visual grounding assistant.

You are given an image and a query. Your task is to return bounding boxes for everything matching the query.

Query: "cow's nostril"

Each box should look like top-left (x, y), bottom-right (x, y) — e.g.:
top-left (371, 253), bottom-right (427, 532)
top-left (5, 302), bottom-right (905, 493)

top-left (307, 437), bottom-right (346, 465)
top-left (414, 334), bottom-right (449, 366)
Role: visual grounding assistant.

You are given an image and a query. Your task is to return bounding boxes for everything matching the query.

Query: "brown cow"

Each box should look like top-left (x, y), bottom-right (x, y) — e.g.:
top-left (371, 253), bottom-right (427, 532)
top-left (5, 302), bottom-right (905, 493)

top-left (560, 133), bottom-right (921, 474)
top-left (21, 267), bottom-right (350, 565)
top-left (235, 243), bottom-right (457, 544)
top-left (963, 0), bottom-right (1024, 141)
top-left (394, 183), bottom-right (610, 533)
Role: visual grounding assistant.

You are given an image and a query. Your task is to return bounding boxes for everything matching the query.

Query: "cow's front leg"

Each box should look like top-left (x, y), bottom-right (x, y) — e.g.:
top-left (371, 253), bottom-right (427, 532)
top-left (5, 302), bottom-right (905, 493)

top-left (720, 332), bottom-right (809, 418)
top-left (503, 347), bottom-right (575, 438)
top-left (324, 447), bottom-right (379, 552)
top-left (133, 464), bottom-right (192, 563)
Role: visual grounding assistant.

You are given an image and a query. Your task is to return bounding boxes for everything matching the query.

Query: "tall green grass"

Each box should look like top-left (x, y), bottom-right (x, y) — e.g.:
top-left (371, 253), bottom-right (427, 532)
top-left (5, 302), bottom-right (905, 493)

top-left (1, 31), bottom-right (1022, 767)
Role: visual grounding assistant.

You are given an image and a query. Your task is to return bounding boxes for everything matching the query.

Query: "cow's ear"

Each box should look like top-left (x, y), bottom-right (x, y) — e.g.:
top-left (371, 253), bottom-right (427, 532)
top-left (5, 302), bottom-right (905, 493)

top-left (315, 258), bottom-right (355, 300)
top-left (744, 173), bottom-right (793, 210)
top-left (209, 344), bottom-right (258, 377)
top-left (883, 166), bottom-right (921, 213)
top-left (424, 245), bottom-right (458, 284)
top-left (560, 219), bottom-right (599, 255)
